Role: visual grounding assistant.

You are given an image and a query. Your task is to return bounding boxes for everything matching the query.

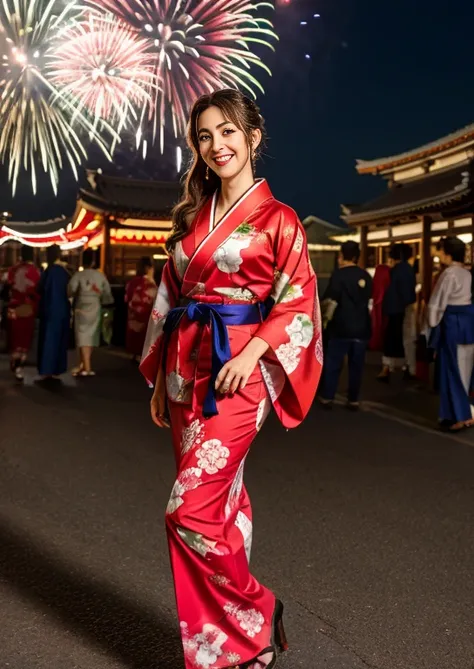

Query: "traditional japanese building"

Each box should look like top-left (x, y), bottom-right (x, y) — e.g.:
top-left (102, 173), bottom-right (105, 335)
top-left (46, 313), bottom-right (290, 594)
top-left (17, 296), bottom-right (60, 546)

top-left (76, 171), bottom-right (181, 279)
top-left (0, 172), bottom-right (181, 280)
top-left (341, 123), bottom-right (474, 297)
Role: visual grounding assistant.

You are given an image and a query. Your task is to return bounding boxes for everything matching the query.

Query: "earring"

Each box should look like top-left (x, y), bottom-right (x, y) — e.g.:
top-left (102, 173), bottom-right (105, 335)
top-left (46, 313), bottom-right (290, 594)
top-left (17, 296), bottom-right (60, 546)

top-left (205, 166), bottom-right (209, 180)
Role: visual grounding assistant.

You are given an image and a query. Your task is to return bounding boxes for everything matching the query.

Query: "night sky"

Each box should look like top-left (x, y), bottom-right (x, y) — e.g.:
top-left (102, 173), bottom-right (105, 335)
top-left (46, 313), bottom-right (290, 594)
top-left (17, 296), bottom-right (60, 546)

top-left (2, 0), bottom-right (474, 226)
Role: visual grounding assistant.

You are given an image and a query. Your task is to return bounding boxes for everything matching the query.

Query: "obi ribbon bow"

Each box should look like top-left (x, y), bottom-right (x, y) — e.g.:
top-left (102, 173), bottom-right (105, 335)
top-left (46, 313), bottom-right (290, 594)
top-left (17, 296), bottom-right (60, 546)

top-left (163, 300), bottom-right (272, 418)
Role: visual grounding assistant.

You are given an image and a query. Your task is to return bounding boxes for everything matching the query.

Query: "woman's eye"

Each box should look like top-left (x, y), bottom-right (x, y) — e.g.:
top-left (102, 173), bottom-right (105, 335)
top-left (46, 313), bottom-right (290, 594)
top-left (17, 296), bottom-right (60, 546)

top-left (199, 134), bottom-right (210, 142)
top-left (223, 128), bottom-right (235, 136)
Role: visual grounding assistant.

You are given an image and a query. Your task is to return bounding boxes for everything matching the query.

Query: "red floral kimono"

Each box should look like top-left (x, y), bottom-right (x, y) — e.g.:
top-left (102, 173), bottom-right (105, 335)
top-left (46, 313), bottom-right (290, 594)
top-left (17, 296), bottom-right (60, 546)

top-left (125, 276), bottom-right (157, 356)
top-left (7, 261), bottom-right (41, 356)
top-left (140, 179), bottom-right (322, 669)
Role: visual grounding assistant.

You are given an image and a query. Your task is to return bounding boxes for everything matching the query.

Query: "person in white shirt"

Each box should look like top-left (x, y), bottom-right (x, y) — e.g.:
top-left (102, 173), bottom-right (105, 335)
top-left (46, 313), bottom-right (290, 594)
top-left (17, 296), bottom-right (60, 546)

top-left (427, 237), bottom-right (474, 432)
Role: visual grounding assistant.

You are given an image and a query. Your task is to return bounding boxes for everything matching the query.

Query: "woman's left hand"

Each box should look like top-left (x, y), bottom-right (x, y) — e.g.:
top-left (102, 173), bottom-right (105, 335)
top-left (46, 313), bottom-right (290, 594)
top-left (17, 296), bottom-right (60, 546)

top-left (215, 337), bottom-right (269, 395)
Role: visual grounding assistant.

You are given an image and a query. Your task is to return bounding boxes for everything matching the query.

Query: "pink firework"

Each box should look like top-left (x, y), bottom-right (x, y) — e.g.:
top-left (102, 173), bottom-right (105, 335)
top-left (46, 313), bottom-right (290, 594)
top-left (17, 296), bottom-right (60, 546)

top-left (48, 14), bottom-right (156, 127)
top-left (86, 0), bottom-right (277, 150)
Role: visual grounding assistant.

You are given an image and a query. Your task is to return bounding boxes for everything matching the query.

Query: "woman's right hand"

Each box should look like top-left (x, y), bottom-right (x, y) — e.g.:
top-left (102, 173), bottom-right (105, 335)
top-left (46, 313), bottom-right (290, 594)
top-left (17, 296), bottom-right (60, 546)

top-left (150, 369), bottom-right (170, 428)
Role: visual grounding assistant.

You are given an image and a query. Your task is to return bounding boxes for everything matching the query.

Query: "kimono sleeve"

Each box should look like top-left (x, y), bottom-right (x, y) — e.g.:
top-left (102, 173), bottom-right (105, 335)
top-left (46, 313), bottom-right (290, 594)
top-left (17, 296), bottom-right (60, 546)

top-left (256, 209), bottom-right (323, 429)
top-left (427, 270), bottom-right (456, 328)
top-left (139, 259), bottom-right (180, 387)
top-left (100, 276), bottom-right (114, 306)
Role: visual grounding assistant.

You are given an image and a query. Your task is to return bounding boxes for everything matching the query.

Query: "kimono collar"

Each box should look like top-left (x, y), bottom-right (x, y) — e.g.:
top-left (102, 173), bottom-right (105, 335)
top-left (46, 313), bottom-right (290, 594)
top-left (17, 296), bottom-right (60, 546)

top-left (182, 178), bottom-right (273, 292)
top-left (208, 178), bottom-right (272, 232)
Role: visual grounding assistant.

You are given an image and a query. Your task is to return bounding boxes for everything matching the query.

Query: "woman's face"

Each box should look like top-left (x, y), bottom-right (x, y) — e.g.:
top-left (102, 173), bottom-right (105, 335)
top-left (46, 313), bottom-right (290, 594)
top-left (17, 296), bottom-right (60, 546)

top-left (197, 105), bottom-right (260, 183)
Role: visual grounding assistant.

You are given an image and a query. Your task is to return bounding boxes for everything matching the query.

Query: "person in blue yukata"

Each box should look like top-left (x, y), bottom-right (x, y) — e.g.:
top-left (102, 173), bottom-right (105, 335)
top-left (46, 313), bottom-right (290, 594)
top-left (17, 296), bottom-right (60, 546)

top-left (427, 236), bottom-right (474, 432)
top-left (319, 241), bottom-right (373, 411)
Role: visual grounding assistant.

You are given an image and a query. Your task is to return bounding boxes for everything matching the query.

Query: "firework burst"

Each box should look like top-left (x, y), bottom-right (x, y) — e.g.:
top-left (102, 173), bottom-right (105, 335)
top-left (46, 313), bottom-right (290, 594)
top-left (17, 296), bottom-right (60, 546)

top-left (48, 13), bottom-right (156, 132)
top-left (87, 0), bottom-right (277, 152)
top-left (0, 0), bottom-right (116, 195)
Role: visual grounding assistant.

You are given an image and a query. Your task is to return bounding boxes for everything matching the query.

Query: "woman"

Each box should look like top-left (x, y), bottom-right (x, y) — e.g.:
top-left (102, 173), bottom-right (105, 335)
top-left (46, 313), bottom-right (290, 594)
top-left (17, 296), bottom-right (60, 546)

top-left (427, 237), bottom-right (474, 431)
top-left (140, 90), bottom-right (322, 669)
top-left (6, 245), bottom-right (41, 381)
top-left (369, 263), bottom-right (390, 352)
top-left (125, 256), bottom-right (157, 362)
top-left (68, 249), bottom-right (114, 376)
top-left (37, 245), bottom-right (70, 380)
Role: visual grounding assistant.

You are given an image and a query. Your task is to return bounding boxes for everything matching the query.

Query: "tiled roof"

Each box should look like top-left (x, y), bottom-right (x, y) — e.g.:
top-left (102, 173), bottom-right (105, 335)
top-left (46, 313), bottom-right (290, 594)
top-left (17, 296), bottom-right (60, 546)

top-left (79, 172), bottom-right (181, 218)
top-left (356, 123), bottom-right (474, 174)
top-left (342, 162), bottom-right (473, 225)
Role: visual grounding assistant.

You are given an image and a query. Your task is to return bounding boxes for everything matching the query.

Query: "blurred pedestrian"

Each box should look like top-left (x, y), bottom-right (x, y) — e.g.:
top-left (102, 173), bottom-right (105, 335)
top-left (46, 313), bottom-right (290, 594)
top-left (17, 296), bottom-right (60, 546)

top-left (319, 240), bottom-right (372, 411)
top-left (68, 249), bottom-right (114, 377)
top-left (369, 262), bottom-right (391, 351)
top-left (6, 245), bottom-right (41, 381)
top-left (378, 243), bottom-right (416, 382)
top-left (125, 256), bottom-right (157, 363)
top-left (427, 237), bottom-right (474, 431)
top-left (37, 245), bottom-right (70, 380)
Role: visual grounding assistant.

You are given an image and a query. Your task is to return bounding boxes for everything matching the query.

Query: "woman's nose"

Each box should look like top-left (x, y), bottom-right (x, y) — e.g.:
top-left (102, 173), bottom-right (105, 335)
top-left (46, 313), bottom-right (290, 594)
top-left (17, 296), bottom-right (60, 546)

top-left (212, 136), bottom-right (223, 153)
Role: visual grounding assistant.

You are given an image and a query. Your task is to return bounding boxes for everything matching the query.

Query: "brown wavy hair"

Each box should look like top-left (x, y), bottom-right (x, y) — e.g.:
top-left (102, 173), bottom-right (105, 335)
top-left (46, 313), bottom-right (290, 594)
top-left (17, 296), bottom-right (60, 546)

top-left (166, 89), bottom-right (266, 253)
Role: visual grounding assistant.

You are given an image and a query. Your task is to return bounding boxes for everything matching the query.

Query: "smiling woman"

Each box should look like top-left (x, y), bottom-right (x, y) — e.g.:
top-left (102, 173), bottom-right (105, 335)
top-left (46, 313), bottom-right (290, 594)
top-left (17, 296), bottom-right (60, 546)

top-left (140, 89), bottom-right (323, 669)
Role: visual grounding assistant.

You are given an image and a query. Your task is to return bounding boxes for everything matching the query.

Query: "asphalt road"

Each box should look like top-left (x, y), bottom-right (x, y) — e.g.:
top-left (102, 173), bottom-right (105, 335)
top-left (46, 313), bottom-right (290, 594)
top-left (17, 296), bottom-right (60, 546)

top-left (1, 350), bottom-right (474, 669)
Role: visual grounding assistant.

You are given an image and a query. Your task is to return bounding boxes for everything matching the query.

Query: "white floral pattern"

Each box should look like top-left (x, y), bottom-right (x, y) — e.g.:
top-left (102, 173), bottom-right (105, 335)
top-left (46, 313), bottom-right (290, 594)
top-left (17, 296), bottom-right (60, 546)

top-left (182, 623), bottom-right (228, 669)
top-left (314, 286), bottom-right (324, 365)
top-left (281, 284), bottom-right (304, 303)
top-left (214, 236), bottom-right (252, 274)
top-left (214, 287), bottom-right (255, 301)
top-left (166, 467), bottom-right (202, 514)
top-left (224, 603), bottom-right (264, 638)
top-left (294, 227), bottom-right (304, 253)
top-left (209, 573), bottom-right (231, 586)
top-left (177, 527), bottom-right (223, 557)
top-left (226, 652), bottom-right (242, 664)
top-left (196, 439), bottom-right (230, 475)
top-left (181, 419), bottom-right (205, 455)
top-left (275, 342), bottom-right (301, 375)
top-left (286, 313), bottom-right (314, 349)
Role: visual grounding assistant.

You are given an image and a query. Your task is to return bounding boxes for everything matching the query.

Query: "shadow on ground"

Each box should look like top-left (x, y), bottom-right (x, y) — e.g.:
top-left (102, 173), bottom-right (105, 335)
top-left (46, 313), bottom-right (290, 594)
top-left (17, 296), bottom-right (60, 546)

top-left (0, 518), bottom-right (182, 669)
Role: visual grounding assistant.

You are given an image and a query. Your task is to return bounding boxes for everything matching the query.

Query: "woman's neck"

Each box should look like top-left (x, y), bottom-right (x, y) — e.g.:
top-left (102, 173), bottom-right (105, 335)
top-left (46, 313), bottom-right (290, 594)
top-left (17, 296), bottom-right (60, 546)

top-left (219, 169), bottom-right (255, 213)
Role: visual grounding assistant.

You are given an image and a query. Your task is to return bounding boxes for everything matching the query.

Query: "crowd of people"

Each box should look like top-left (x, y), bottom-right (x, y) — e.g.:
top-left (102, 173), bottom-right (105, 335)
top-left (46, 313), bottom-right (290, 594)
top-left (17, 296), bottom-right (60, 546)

top-left (319, 236), bottom-right (474, 432)
top-left (1, 234), bottom-right (474, 432)
top-left (1, 245), bottom-right (158, 382)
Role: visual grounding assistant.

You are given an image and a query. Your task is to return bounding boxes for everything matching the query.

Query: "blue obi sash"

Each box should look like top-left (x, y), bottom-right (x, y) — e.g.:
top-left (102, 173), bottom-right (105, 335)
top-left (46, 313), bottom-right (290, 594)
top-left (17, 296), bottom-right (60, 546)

top-left (429, 304), bottom-right (474, 422)
top-left (163, 300), bottom-right (272, 418)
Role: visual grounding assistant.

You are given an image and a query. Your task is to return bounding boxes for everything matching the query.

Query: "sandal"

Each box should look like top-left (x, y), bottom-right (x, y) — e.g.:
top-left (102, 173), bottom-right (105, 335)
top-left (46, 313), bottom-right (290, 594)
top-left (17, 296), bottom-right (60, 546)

top-left (72, 368), bottom-right (96, 377)
top-left (231, 600), bottom-right (288, 669)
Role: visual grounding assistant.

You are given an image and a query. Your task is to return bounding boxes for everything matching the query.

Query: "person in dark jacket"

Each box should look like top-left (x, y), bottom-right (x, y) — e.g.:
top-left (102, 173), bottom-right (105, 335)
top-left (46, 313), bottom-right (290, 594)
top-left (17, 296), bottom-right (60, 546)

top-left (378, 243), bottom-right (416, 382)
top-left (37, 245), bottom-right (71, 380)
top-left (319, 241), bottom-right (373, 410)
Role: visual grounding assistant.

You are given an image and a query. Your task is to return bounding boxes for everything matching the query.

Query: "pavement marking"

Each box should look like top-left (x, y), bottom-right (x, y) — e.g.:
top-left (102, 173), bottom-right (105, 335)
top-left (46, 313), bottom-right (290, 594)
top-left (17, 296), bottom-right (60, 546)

top-left (359, 400), bottom-right (474, 448)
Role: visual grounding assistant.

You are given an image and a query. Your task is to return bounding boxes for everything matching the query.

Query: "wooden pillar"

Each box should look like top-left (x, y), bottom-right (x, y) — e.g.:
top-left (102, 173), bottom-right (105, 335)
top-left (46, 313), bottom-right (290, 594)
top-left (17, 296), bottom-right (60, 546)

top-left (376, 245), bottom-right (384, 266)
top-left (359, 226), bottom-right (368, 269)
top-left (100, 216), bottom-right (110, 276)
top-left (420, 215), bottom-right (432, 302)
